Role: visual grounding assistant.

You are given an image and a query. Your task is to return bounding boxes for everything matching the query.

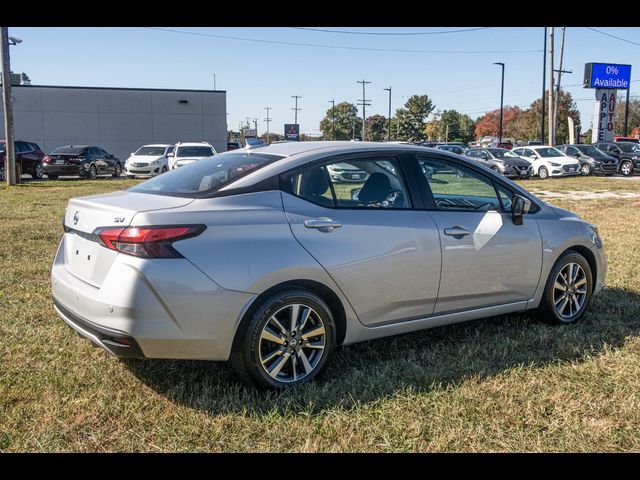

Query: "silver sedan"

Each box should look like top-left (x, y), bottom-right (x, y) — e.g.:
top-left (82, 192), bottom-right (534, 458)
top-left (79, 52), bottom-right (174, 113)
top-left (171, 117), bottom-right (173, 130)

top-left (52, 142), bottom-right (606, 388)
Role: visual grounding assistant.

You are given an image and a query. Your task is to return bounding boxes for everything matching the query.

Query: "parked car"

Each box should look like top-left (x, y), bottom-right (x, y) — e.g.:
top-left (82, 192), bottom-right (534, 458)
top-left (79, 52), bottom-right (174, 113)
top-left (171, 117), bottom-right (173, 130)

top-left (124, 144), bottom-right (173, 178)
top-left (511, 145), bottom-right (581, 179)
top-left (0, 140), bottom-right (46, 181)
top-left (227, 142), bottom-right (242, 151)
top-left (326, 162), bottom-right (369, 183)
top-left (42, 145), bottom-right (122, 180)
top-left (557, 144), bottom-right (618, 176)
top-left (527, 140), bottom-right (543, 146)
top-left (593, 141), bottom-right (640, 177)
top-left (168, 142), bottom-right (217, 170)
top-left (465, 147), bottom-right (533, 178)
top-left (435, 144), bottom-right (466, 155)
top-left (52, 142), bottom-right (606, 388)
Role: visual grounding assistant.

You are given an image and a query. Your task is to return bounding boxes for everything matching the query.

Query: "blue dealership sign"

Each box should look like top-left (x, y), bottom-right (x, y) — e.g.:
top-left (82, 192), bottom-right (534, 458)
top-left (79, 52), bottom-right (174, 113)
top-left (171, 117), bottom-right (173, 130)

top-left (584, 63), bottom-right (632, 89)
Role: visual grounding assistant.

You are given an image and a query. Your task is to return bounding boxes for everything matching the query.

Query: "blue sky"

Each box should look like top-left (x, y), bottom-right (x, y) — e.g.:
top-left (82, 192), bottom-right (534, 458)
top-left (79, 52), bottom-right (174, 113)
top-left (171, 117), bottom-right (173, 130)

top-left (7, 26), bottom-right (640, 137)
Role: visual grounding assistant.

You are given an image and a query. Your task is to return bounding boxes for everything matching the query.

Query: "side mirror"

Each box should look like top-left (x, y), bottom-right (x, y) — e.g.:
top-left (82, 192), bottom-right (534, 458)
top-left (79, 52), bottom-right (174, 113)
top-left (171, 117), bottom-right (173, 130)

top-left (511, 194), bottom-right (532, 225)
top-left (167, 152), bottom-right (174, 157)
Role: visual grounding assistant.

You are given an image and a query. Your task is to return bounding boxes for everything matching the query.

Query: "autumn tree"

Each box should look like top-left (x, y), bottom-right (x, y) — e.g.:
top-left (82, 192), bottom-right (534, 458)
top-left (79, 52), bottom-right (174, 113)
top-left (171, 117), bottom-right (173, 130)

top-left (395, 95), bottom-right (435, 142)
top-left (319, 102), bottom-right (363, 140)
top-left (614, 98), bottom-right (640, 136)
top-left (474, 106), bottom-right (524, 140)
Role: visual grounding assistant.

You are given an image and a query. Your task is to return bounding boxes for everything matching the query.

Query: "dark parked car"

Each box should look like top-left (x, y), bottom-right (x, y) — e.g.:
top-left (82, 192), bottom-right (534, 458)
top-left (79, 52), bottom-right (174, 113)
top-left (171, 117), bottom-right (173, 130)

top-left (227, 142), bottom-right (242, 151)
top-left (435, 144), bottom-right (466, 155)
top-left (0, 140), bottom-right (46, 181)
top-left (43, 145), bottom-right (122, 180)
top-left (558, 144), bottom-right (618, 176)
top-left (593, 141), bottom-right (640, 177)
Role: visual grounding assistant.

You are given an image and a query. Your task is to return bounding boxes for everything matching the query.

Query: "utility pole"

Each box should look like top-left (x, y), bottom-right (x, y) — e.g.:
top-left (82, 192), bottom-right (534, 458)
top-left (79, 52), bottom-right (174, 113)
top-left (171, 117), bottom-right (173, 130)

top-left (328, 99), bottom-right (335, 140)
top-left (253, 118), bottom-right (258, 133)
top-left (1, 28), bottom-right (16, 186)
top-left (548, 27), bottom-right (555, 146)
top-left (264, 107), bottom-right (271, 143)
top-left (352, 117), bottom-right (356, 140)
top-left (291, 95), bottom-right (301, 125)
top-left (553, 27), bottom-right (570, 145)
top-left (213, 73), bottom-right (216, 91)
top-left (445, 124), bottom-right (449, 142)
top-left (494, 62), bottom-right (505, 145)
top-left (357, 80), bottom-right (371, 141)
top-left (383, 87), bottom-right (392, 142)
top-left (541, 27), bottom-right (547, 143)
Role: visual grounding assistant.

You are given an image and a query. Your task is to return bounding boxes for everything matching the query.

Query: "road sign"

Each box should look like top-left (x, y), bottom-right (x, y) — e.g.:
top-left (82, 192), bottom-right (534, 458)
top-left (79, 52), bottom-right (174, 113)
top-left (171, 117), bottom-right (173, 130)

top-left (592, 89), bottom-right (617, 143)
top-left (284, 124), bottom-right (300, 141)
top-left (584, 63), bottom-right (632, 89)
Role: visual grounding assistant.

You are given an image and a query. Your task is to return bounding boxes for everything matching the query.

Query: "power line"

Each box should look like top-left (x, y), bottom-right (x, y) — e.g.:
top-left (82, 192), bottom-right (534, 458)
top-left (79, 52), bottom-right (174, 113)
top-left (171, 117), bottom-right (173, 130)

top-left (143, 27), bottom-right (541, 54)
top-left (585, 27), bottom-right (640, 47)
top-left (290, 27), bottom-right (493, 36)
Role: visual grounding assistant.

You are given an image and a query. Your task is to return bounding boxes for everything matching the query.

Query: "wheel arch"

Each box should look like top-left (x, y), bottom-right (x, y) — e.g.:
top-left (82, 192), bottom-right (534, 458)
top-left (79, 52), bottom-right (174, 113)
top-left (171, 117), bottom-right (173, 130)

top-left (558, 245), bottom-right (598, 294)
top-left (232, 279), bottom-right (348, 350)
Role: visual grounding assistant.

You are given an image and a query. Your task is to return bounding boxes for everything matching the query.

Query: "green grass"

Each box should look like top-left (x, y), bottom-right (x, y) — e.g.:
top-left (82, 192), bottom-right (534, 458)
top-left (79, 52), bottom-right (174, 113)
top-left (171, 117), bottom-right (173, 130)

top-left (1, 175), bottom-right (640, 452)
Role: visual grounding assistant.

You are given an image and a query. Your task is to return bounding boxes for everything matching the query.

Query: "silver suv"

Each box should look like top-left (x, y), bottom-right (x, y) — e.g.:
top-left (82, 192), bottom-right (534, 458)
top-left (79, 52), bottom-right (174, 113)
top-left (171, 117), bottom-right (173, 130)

top-left (52, 142), bottom-right (606, 388)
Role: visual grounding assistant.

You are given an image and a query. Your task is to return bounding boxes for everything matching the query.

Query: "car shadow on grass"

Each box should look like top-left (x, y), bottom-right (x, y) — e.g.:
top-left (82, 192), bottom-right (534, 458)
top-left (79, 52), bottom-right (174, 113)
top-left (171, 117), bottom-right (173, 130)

top-left (123, 286), bottom-right (640, 415)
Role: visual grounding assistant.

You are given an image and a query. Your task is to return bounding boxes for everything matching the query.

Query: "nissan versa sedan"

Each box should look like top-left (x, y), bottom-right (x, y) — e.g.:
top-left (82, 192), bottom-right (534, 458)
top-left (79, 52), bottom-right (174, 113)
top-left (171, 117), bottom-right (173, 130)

top-left (52, 142), bottom-right (606, 388)
top-left (465, 147), bottom-right (533, 178)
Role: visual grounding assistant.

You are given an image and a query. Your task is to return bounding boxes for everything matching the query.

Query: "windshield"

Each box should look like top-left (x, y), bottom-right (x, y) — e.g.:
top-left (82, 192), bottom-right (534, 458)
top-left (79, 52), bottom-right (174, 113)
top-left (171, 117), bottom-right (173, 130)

top-left (619, 143), bottom-right (640, 153)
top-left (129, 152), bottom-right (283, 197)
top-left (576, 145), bottom-right (604, 156)
top-left (488, 148), bottom-right (519, 159)
top-left (176, 146), bottom-right (214, 157)
top-left (536, 147), bottom-right (564, 158)
top-left (135, 146), bottom-right (167, 156)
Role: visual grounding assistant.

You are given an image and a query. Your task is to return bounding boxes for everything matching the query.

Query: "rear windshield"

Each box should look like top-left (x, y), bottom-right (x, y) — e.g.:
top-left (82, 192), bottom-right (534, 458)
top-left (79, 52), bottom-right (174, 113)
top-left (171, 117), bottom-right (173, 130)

top-left (129, 152), bottom-right (283, 197)
top-left (176, 146), bottom-right (214, 157)
top-left (50, 146), bottom-right (88, 155)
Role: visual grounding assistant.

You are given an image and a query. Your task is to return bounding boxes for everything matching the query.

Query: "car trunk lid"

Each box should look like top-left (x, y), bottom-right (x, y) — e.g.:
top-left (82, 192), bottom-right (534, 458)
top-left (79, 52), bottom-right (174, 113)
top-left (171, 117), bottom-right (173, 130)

top-left (63, 191), bottom-right (194, 287)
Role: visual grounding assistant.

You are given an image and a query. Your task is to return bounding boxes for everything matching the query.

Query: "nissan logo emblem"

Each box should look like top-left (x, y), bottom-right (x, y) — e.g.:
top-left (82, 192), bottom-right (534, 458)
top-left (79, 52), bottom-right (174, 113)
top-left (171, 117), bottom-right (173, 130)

top-left (73, 211), bottom-right (79, 225)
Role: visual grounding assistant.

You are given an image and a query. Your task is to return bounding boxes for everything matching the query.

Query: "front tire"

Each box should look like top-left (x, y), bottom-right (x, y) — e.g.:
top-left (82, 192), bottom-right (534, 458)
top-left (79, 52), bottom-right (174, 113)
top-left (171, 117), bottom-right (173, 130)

top-left (538, 166), bottom-right (549, 179)
top-left (620, 161), bottom-right (633, 177)
top-left (538, 250), bottom-right (593, 325)
top-left (231, 289), bottom-right (337, 389)
top-left (580, 163), bottom-right (591, 176)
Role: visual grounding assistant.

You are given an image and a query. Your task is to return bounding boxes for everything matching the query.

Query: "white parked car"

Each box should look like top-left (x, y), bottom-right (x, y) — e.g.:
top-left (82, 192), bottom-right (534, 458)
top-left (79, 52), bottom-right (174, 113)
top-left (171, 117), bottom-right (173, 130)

top-left (169, 142), bottom-right (217, 170)
top-left (124, 144), bottom-right (173, 178)
top-left (511, 145), bottom-right (581, 179)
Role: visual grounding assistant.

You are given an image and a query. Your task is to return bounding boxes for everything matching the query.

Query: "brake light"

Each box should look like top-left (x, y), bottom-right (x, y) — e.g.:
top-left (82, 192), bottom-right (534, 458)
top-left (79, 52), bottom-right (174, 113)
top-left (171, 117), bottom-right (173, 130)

top-left (43, 156), bottom-right (52, 164)
top-left (93, 225), bottom-right (205, 258)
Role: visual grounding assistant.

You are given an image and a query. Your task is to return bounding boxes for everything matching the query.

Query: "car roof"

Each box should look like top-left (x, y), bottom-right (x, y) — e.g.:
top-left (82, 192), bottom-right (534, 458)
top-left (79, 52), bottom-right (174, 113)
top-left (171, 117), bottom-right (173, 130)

top-left (139, 144), bottom-right (171, 147)
top-left (176, 142), bottom-right (212, 146)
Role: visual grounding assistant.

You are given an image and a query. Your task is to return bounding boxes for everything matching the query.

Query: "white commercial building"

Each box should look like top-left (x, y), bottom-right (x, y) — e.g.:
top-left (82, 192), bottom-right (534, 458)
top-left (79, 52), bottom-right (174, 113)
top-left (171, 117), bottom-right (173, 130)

top-left (0, 85), bottom-right (227, 160)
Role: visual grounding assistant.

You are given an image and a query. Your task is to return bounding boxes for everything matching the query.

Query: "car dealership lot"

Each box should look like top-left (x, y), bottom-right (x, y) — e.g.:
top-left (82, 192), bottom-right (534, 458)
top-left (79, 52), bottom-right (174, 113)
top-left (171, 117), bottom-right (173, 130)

top-left (1, 176), bottom-right (639, 452)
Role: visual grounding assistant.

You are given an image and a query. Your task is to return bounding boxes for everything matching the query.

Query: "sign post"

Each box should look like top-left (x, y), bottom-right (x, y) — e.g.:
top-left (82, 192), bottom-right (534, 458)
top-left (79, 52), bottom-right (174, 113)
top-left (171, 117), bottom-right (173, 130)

top-left (583, 62), bottom-right (631, 144)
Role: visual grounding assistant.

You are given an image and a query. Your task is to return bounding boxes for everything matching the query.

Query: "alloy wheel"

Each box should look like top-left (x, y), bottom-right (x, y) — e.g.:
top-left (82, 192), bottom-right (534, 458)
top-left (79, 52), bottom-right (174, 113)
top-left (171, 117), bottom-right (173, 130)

top-left (621, 162), bottom-right (632, 176)
top-left (34, 162), bottom-right (44, 179)
top-left (553, 262), bottom-right (588, 320)
top-left (580, 164), bottom-right (591, 176)
top-left (258, 303), bottom-right (327, 383)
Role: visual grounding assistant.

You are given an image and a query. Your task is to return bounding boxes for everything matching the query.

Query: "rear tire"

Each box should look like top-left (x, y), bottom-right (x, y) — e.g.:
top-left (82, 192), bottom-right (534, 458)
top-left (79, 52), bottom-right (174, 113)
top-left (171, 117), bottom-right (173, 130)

top-left (112, 163), bottom-right (121, 177)
top-left (230, 289), bottom-right (336, 389)
top-left (87, 164), bottom-right (97, 180)
top-left (538, 166), bottom-right (549, 179)
top-left (537, 250), bottom-right (593, 325)
top-left (31, 162), bottom-right (44, 179)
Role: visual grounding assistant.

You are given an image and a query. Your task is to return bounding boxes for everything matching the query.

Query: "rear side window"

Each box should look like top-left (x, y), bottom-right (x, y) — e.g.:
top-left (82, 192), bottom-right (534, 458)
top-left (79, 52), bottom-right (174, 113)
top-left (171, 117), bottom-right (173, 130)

top-left (291, 156), bottom-right (411, 209)
top-left (129, 152), bottom-right (282, 197)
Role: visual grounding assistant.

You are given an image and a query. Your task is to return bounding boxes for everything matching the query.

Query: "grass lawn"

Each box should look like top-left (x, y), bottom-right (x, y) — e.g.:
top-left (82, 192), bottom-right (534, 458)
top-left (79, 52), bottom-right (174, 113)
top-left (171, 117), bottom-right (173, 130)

top-left (1, 175), bottom-right (640, 452)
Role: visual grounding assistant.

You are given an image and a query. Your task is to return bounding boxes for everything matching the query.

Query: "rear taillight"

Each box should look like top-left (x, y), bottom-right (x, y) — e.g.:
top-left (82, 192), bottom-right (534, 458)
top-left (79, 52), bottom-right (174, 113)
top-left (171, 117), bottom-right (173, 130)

top-left (43, 155), bottom-right (52, 164)
top-left (93, 225), bottom-right (205, 258)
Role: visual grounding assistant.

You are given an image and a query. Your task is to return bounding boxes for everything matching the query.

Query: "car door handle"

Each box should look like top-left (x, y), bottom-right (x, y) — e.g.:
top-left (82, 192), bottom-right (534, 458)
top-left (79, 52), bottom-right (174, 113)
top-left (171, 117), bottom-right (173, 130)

top-left (444, 226), bottom-right (471, 236)
top-left (304, 218), bottom-right (342, 231)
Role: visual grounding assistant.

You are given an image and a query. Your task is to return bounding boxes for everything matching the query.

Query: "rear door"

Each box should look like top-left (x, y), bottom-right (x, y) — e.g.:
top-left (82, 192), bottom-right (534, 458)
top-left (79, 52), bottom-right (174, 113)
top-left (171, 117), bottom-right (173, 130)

top-left (414, 155), bottom-right (542, 314)
top-left (282, 152), bottom-right (442, 327)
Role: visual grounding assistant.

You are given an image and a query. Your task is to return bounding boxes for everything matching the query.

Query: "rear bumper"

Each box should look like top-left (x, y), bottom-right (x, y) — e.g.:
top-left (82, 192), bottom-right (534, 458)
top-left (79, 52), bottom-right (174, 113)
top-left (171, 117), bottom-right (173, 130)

top-left (43, 164), bottom-right (90, 176)
top-left (50, 236), bottom-right (256, 361)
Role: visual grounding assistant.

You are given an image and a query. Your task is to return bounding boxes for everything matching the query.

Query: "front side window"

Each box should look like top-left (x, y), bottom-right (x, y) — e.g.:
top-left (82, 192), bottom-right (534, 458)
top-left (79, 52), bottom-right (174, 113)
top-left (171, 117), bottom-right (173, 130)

top-left (291, 156), bottom-right (411, 209)
top-left (417, 157), bottom-right (503, 212)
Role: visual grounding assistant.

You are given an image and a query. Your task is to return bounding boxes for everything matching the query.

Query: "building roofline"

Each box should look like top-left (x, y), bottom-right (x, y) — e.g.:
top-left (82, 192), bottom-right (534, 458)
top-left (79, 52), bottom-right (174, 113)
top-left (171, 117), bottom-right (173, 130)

top-left (12, 84), bottom-right (226, 94)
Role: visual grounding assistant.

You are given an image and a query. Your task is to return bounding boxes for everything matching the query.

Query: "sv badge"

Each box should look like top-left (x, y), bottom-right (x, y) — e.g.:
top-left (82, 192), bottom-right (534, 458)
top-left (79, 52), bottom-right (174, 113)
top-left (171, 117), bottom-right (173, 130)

top-left (114, 217), bottom-right (125, 223)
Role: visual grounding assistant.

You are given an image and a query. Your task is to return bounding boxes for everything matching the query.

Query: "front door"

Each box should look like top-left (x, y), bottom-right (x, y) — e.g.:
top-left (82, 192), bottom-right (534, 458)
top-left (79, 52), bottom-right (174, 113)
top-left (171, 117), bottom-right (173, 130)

top-left (282, 154), bottom-right (442, 327)
top-left (415, 155), bottom-right (542, 314)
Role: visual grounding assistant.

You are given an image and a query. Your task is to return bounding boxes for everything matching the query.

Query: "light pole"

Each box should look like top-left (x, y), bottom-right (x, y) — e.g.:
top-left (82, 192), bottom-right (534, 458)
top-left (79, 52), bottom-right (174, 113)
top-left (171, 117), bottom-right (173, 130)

top-left (213, 73), bottom-right (216, 90)
top-left (1, 30), bottom-right (21, 186)
top-left (292, 95), bottom-right (301, 125)
top-left (383, 87), bottom-right (392, 142)
top-left (329, 99), bottom-right (335, 140)
top-left (493, 62), bottom-right (505, 145)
